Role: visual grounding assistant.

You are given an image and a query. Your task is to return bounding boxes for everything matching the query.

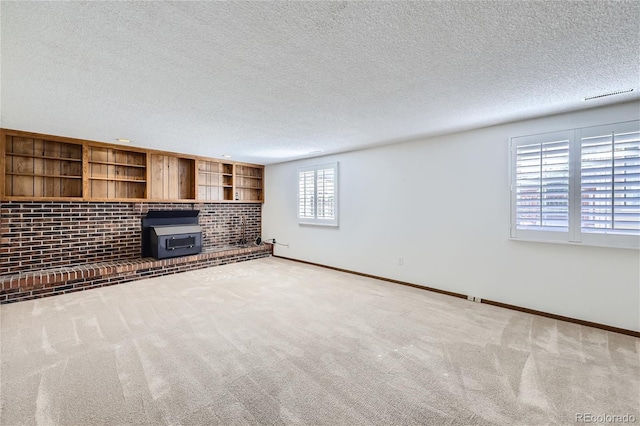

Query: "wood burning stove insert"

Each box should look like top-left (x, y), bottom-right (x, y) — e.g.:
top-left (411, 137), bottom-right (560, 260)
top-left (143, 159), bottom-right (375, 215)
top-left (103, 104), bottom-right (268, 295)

top-left (141, 210), bottom-right (202, 259)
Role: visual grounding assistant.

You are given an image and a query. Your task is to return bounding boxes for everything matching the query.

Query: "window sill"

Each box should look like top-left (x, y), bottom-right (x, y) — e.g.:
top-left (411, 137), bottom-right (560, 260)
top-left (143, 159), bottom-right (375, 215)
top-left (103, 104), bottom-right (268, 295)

top-left (508, 236), bottom-right (639, 250)
top-left (298, 221), bottom-right (339, 227)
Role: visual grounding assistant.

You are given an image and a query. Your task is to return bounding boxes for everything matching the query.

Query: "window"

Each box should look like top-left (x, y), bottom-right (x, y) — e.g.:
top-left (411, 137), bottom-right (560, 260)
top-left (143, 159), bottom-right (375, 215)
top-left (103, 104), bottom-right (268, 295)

top-left (511, 120), bottom-right (639, 249)
top-left (298, 162), bottom-right (338, 226)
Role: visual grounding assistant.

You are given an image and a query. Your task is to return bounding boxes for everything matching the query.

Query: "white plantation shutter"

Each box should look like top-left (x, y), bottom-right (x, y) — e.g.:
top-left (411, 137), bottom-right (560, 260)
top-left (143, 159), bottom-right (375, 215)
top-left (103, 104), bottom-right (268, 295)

top-left (511, 120), bottom-right (639, 248)
top-left (298, 170), bottom-right (315, 219)
top-left (580, 122), bottom-right (640, 239)
top-left (316, 168), bottom-right (335, 220)
top-left (515, 135), bottom-right (570, 232)
top-left (298, 162), bottom-right (338, 226)
top-left (511, 132), bottom-right (570, 241)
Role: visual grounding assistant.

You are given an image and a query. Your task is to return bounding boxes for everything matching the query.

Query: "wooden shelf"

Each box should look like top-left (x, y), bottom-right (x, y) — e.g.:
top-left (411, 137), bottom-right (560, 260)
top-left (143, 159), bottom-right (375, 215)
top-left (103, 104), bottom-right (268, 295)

top-left (89, 176), bottom-right (146, 183)
top-left (89, 160), bottom-right (146, 168)
top-left (236, 187), bottom-right (262, 202)
top-left (6, 153), bottom-right (82, 162)
top-left (6, 172), bottom-right (82, 179)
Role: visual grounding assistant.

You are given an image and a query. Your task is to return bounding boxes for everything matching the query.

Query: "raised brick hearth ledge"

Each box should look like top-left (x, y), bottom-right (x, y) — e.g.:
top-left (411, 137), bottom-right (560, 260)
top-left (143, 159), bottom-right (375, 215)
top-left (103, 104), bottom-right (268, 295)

top-left (0, 245), bottom-right (272, 303)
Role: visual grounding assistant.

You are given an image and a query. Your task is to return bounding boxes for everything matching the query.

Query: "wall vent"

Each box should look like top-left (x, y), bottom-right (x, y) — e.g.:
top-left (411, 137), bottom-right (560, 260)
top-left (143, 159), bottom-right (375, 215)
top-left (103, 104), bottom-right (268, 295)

top-left (584, 88), bottom-right (634, 101)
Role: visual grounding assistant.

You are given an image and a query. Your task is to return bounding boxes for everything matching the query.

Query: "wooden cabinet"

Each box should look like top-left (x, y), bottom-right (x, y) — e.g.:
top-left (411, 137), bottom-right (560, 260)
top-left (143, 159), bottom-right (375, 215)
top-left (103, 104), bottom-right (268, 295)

top-left (1, 129), bottom-right (263, 203)
top-left (3, 135), bottom-right (83, 198)
top-left (234, 164), bottom-right (263, 202)
top-left (87, 146), bottom-right (146, 199)
top-left (149, 154), bottom-right (195, 200)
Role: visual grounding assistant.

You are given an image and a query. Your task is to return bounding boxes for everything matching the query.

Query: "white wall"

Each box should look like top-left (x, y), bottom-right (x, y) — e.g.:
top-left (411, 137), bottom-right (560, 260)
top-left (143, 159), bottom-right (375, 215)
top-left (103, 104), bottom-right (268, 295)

top-left (263, 101), bottom-right (640, 332)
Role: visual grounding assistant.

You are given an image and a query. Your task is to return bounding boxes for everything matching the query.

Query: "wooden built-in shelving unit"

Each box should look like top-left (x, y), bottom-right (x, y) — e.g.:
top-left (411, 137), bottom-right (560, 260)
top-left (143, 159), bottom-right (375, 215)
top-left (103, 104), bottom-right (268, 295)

top-left (3, 136), bottom-right (83, 199)
top-left (87, 146), bottom-right (147, 200)
top-left (235, 164), bottom-right (264, 202)
top-left (197, 159), bottom-right (223, 201)
top-left (0, 129), bottom-right (264, 203)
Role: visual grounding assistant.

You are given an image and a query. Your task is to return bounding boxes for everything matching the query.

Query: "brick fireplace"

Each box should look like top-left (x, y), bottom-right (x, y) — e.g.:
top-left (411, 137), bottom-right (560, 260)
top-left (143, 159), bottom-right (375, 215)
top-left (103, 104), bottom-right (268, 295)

top-left (0, 201), bottom-right (270, 302)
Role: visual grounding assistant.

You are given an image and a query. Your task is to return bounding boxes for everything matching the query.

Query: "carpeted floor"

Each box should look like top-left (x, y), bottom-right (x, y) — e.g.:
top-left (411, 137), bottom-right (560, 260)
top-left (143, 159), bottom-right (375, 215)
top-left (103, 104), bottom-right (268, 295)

top-left (1, 257), bottom-right (638, 425)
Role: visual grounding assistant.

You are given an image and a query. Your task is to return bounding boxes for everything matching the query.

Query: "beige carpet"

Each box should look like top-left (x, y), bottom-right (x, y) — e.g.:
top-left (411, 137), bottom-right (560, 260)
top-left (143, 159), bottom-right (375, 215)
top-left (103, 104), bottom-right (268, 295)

top-left (1, 257), bottom-right (638, 425)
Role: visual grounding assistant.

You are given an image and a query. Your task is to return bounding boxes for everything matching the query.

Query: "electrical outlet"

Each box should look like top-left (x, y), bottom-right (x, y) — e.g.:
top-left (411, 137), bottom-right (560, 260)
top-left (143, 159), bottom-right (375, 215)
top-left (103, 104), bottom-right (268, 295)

top-left (398, 257), bottom-right (404, 266)
top-left (474, 297), bottom-right (482, 303)
top-left (467, 295), bottom-right (474, 301)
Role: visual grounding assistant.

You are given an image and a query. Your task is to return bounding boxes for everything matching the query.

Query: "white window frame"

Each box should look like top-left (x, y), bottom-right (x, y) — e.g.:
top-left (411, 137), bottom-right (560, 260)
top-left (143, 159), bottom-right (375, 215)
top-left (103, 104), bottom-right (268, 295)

top-left (297, 162), bottom-right (339, 227)
top-left (510, 120), bottom-right (640, 249)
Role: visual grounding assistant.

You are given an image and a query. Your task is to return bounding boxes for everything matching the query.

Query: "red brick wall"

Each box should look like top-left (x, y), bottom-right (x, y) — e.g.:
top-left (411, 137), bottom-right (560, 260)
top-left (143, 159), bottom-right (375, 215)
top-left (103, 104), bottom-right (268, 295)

top-left (0, 201), bottom-right (262, 275)
top-left (0, 245), bottom-right (272, 303)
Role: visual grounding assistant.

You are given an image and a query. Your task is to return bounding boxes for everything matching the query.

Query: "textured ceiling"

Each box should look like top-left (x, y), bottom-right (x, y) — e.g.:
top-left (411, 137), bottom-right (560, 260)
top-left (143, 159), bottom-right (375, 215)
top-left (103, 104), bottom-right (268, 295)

top-left (1, 1), bottom-right (639, 164)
